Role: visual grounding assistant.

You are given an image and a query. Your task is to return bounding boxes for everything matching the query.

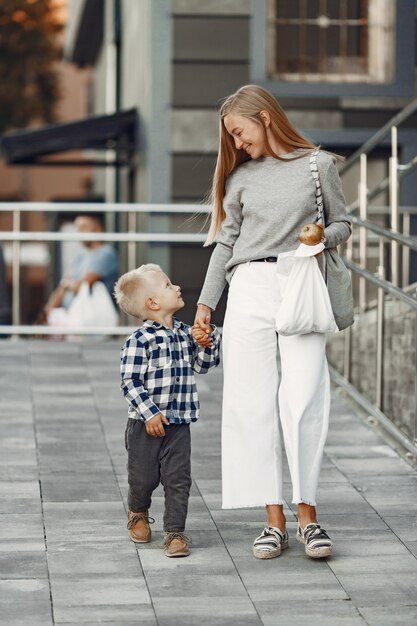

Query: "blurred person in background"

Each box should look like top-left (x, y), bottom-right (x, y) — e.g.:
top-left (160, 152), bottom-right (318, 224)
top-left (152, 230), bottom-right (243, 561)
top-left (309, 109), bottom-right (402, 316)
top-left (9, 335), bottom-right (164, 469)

top-left (40, 213), bottom-right (119, 323)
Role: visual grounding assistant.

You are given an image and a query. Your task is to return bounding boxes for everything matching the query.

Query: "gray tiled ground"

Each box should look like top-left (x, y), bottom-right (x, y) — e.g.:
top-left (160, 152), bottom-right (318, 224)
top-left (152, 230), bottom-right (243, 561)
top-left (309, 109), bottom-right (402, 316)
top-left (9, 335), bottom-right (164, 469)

top-left (1, 339), bottom-right (417, 626)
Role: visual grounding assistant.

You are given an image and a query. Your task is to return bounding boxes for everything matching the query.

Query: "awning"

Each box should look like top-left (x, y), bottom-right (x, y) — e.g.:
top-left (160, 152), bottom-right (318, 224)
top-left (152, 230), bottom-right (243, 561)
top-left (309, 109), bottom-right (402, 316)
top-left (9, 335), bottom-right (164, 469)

top-left (0, 109), bottom-right (138, 166)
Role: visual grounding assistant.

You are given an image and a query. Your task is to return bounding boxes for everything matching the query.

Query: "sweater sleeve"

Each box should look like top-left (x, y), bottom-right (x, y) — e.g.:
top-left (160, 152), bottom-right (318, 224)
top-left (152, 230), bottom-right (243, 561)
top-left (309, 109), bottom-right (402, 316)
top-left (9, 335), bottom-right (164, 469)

top-left (320, 156), bottom-right (352, 248)
top-left (198, 174), bottom-right (243, 310)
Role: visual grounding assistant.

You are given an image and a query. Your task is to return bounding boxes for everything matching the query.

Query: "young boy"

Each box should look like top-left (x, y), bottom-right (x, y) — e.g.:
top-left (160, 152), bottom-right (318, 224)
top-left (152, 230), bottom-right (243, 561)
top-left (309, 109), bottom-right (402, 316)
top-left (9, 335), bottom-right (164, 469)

top-left (114, 264), bottom-right (220, 557)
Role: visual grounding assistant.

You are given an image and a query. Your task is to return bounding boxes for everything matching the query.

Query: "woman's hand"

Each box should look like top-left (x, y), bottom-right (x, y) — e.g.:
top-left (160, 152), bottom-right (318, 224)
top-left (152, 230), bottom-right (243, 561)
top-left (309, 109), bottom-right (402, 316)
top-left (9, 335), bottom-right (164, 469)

top-left (193, 304), bottom-right (213, 347)
top-left (194, 304), bottom-right (212, 330)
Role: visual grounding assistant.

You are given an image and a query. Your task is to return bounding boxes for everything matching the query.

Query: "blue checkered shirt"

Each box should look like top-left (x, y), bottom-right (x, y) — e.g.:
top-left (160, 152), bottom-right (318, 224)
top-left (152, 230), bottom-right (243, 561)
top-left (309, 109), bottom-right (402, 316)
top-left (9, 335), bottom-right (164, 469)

top-left (120, 318), bottom-right (221, 424)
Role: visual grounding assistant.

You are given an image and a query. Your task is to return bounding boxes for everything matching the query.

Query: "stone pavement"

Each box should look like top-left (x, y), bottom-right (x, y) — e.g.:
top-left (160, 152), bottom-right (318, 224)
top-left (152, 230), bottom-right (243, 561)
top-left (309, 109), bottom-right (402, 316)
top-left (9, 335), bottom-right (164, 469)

top-left (1, 339), bottom-right (417, 626)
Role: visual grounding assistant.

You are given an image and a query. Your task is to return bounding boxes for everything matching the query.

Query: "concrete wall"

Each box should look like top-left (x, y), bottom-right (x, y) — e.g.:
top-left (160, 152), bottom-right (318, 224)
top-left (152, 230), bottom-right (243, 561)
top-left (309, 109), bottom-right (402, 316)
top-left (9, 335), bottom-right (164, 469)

top-left (327, 302), bottom-right (417, 443)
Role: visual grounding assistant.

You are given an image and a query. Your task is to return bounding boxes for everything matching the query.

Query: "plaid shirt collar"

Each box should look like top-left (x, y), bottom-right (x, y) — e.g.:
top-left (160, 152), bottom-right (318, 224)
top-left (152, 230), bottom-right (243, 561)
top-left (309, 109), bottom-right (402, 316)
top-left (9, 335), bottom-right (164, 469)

top-left (141, 317), bottom-right (187, 332)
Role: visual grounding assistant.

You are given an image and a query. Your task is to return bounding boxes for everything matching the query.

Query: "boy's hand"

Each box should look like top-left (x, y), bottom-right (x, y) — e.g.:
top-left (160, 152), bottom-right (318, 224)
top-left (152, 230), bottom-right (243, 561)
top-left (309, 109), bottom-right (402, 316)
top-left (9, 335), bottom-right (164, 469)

top-left (146, 413), bottom-right (170, 437)
top-left (191, 323), bottom-right (213, 347)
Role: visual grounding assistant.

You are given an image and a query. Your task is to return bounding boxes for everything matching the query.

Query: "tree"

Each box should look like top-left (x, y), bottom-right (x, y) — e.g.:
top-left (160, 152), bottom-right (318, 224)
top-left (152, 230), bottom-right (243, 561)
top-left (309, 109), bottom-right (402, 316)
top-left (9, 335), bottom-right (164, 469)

top-left (0, 0), bottom-right (64, 133)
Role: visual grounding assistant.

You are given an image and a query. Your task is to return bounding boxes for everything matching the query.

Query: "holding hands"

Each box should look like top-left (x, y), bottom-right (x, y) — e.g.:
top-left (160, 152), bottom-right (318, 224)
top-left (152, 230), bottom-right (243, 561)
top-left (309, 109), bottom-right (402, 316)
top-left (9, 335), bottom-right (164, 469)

top-left (192, 305), bottom-right (213, 347)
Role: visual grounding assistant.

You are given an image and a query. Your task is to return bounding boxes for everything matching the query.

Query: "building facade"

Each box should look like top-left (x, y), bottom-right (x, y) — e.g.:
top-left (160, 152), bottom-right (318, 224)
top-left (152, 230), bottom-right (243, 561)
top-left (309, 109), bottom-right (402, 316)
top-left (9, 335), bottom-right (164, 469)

top-left (65, 0), bottom-right (417, 324)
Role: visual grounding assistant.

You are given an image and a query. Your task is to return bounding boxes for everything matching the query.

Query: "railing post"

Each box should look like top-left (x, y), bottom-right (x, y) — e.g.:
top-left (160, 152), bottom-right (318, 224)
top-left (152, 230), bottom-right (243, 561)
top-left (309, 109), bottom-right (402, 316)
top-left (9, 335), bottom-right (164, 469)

top-left (12, 209), bottom-right (21, 328)
top-left (402, 211), bottom-right (410, 287)
top-left (343, 235), bottom-right (354, 381)
top-left (390, 126), bottom-right (399, 287)
top-left (128, 212), bottom-right (137, 269)
top-left (376, 237), bottom-right (385, 409)
top-left (359, 153), bottom-right (367, 310)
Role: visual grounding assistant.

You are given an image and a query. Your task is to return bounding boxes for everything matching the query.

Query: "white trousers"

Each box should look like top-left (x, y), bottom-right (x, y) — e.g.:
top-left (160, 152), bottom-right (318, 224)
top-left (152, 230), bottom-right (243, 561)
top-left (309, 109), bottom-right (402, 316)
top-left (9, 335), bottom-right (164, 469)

top-left (221, 261), bottom-right (330, 508)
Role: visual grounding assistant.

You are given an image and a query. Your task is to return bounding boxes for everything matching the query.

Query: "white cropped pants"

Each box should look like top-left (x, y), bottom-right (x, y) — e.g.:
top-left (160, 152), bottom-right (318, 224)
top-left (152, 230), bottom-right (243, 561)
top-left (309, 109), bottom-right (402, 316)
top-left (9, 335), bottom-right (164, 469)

top-left (221, 261), bottom-right (330, 509)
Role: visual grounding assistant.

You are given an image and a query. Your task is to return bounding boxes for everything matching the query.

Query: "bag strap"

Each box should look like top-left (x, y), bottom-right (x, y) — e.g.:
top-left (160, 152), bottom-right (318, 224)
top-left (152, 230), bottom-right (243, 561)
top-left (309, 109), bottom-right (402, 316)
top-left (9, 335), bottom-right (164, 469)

top-left (309, 149), bottom-right (325, 226)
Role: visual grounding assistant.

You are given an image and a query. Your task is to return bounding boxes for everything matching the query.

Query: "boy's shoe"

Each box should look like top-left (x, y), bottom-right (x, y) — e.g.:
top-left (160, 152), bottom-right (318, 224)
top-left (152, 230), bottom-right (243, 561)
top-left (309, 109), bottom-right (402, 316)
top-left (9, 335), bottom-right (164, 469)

top-left (296, 522), bottom-right (333, 558)
top-left (127, 510), bottom-right (154, 543)
top-left (253, 527), bottom-right (289, 559)
top-left (164, 532), bottom-right (190, 557)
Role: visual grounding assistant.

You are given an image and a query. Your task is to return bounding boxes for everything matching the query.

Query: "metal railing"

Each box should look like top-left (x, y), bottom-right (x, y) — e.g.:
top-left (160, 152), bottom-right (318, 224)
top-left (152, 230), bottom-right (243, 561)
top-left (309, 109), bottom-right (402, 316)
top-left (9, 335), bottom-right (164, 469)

top-left (0, 202), bottom-right (209, 335)
top-left (334, 99), bottom-right (417, 456)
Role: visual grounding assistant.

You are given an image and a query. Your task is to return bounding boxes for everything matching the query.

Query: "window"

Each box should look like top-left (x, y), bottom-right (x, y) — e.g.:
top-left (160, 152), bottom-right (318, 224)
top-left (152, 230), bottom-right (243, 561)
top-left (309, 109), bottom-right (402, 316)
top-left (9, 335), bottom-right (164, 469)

top-left (267, 0), bottom-right (395, 84)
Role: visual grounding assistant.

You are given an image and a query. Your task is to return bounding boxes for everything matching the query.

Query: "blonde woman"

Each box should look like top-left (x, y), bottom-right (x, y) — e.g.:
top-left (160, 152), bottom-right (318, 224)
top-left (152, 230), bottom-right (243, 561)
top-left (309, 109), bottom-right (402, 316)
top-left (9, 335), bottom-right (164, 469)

top-left (193, 85), bottom-right (351, 560)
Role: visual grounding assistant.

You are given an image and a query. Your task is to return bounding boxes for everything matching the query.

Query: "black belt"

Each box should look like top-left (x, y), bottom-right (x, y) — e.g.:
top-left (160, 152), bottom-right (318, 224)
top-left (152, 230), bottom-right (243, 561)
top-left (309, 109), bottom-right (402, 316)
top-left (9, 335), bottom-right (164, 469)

top-left (252, 257), bottom-right (277, 263)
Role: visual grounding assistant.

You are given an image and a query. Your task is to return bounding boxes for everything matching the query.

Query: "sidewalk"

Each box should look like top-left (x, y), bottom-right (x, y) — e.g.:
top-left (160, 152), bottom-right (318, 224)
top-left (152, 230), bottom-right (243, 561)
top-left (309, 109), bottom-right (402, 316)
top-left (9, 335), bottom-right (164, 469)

top-left (0, 339), bottom-right (416, 626)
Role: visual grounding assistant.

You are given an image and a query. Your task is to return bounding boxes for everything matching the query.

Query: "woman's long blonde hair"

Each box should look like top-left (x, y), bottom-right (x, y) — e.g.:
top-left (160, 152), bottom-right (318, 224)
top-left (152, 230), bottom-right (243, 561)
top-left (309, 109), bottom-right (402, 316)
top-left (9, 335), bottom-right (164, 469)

top-left (204, 84), bottom-right (317, 246)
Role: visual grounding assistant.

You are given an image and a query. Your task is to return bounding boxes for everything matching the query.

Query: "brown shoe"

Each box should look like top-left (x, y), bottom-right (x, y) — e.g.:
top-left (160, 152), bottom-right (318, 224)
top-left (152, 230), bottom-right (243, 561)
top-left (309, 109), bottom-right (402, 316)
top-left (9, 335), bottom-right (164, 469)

top-left (127, 510), bottom-right (154, 543)
top-left (164, 532), bottom-right (190, 557)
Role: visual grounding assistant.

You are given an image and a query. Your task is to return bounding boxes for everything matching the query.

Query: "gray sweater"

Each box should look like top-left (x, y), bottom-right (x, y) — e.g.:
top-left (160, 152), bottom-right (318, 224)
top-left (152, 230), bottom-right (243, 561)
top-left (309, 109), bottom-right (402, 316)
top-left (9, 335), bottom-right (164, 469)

top-left (198, 149), bottom-right (351, 311)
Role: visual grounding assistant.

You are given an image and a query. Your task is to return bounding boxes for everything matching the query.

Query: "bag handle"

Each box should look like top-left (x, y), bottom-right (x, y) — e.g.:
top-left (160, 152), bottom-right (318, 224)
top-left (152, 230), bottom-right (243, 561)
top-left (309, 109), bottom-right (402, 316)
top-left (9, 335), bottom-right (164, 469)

top-left (309, 149), bottom-right (325, 226)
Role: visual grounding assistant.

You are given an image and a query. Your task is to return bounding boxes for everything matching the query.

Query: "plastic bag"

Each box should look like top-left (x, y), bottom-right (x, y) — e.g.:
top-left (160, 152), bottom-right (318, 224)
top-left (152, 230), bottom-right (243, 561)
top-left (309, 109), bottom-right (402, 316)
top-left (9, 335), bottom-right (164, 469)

top-left (67, 281), bottom-right (119, 329)
top-left (275, 243), bottom-right (338, 336)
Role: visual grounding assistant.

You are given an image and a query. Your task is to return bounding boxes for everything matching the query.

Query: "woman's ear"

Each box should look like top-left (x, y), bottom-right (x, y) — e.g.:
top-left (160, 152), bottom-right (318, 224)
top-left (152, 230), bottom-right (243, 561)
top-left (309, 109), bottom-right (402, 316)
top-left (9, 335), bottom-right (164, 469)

top-left (259, 110), bottom-right (271, 127)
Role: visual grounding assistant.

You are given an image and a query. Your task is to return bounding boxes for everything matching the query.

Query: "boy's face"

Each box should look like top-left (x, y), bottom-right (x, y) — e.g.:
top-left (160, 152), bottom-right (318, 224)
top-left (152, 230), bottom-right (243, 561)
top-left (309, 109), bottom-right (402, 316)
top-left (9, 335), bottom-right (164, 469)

top-left (148, 271), bottom-right (184, 314)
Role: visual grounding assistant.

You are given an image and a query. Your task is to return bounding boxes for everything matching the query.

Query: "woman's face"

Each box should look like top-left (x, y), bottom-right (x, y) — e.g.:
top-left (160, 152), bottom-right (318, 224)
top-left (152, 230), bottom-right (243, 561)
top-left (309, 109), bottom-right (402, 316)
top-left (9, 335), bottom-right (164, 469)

top-left (223, 112), bottom-right (268, 160)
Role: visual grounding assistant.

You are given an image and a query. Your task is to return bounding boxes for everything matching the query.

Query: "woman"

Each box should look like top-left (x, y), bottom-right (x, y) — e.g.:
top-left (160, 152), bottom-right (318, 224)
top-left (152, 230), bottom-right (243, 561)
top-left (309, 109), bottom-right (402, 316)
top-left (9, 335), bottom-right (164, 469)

top-left (194, 85), bottom-right (351, 560)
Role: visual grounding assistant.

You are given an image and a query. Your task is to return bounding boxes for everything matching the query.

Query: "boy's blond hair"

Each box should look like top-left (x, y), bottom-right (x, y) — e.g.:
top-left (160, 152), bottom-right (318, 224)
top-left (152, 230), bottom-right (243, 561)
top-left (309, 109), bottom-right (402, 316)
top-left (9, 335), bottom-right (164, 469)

top-left (113, 264), bottom-right (162, 319)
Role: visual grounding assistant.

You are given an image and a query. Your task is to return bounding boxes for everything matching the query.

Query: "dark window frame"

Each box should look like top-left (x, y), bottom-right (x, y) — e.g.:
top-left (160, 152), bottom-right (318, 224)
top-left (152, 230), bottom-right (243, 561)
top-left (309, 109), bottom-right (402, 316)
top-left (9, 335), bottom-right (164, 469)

top-left (251, 0), bottom-right (415, 97)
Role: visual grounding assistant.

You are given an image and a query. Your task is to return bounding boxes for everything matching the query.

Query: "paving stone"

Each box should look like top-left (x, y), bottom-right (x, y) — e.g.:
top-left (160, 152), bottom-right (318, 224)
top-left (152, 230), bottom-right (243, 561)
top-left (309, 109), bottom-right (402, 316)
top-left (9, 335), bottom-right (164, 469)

top-left (152, 596), bottom-right (261, 625)
top-left (39, 472), bottom-right (121, 502)
top-left (138, 545), bottom-right (228, 568)
top-left (255, 599), bottom-right (366, 626)
top-left (0, 498), bottom-right (42, 514)
top-left (0, 408), bottom-right (33, 423)
top-left (360, 604), bottom-right (417, 625)
top-left (359, 483), bottom-right (417, 513)
top-left (46, 539), bottom-right (132, 553)
top-left (330, 456), bottom-right (414, 476)
top-left (53, 600), bottom-right (154, 623)
top-left (0, 602), bottom-right (53, 626)
top-left (0, 423), bottom-right (36, 440)
top-left (328, 551), bottom-right (417, 576)
top-left (0, 448), bottom-right (37, 466)
top-left (0, 539), bottom-right (45, 552)
top-left (0, 578), bottom-right (50, 602)
top-left (43, 501), bottom-right (127, 545)
top-left (0, 481), bottom-right (40, 498)
top-left (327, 443), bottom-right (401, 458)
top-left (0, 513), bottom-right (44, 540)
top-left (0, 551), bottom-right (48, 579)
top-left (0, 465), bottom-right (39, 481)
top-left (335, 571), bottom-right (417, 607)
top-left (50, 575), bottom-right (150, 606)
top-left (145, 568), bottom-right (248, 598)
top-left (158, 616), bottom-right (261, 626)
top-left (59, 622), bottom-right (156, 626)
top-left (47, 548), bottom-right (141, 576)
top-left (310, 512), bottom-right (389, 532)
top-left (403, 540), bottom-right (417, 557)
top-left (234, 557), bottom-right (348, 601)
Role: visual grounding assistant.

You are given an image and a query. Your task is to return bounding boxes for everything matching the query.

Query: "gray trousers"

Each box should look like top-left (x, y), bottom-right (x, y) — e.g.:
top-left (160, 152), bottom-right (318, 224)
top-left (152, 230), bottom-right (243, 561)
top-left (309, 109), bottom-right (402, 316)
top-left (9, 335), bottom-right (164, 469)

top-left (125, 418), bottom-right (192, 532)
